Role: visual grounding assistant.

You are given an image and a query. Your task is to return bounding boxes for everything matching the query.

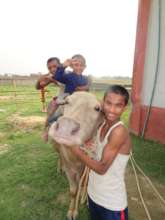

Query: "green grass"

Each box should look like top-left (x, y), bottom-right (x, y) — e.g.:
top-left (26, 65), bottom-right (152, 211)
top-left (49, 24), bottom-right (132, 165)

top-left (0, 85), bottom-right (165, 220)
top-left (0, 132), bottom-right (90, 220)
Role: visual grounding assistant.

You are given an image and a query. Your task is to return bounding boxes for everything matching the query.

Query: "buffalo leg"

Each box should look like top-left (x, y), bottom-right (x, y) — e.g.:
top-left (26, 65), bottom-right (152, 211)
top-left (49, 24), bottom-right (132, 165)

top-left (65, 169), bottom-right (78, 220)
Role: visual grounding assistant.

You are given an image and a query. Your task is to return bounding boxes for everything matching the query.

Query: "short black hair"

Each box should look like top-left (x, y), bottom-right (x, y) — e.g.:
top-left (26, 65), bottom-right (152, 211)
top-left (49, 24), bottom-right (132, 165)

top-left (104, 85), bottom-right (129, 105)
top-left (47, 57), bottom-right (60, 65)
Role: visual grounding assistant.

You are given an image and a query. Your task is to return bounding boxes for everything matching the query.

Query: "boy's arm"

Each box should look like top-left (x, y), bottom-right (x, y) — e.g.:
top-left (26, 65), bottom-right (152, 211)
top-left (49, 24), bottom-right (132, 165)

top-left (70, 126), bottom-right (128, 175)
top-left (35, 74), bottom-right (57, 90)
top-left (53, 59), bottom-right (72, 84)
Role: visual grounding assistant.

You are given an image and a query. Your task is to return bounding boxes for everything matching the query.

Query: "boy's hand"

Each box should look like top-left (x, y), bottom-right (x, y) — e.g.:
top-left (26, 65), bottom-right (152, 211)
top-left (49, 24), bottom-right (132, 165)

top-left (36, 76), bottom-right (56, 90)
top-left (85, 140), bottom-right (94, 149)
top-left (63, 59), bottom-right (72, 68)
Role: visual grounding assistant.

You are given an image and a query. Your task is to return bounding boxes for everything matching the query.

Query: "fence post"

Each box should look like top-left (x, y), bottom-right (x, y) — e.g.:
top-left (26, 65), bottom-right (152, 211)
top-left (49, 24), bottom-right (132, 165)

top-left (12, 78), bottom-right (17, 107)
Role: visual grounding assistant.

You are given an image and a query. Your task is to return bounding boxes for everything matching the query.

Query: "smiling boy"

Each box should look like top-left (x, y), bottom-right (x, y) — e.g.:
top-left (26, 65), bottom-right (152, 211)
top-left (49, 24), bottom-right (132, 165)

top-left (53, 54), bottom-right (90, 94)
top-left (70, 85), bottom-right (131, 220)
top-left (36, 55), bottom-right (90, 142)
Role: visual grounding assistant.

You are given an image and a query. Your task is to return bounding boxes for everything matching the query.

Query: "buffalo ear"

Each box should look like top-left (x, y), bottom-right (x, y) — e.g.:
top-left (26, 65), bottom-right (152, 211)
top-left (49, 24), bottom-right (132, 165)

top-left (56, 94), bottom-right (70, 105)
top-left (97, 103), bottom-right (105, 127)
top-left (57, 99), bottom-right (69, 105)
top-left (99, 101), bottom-right (105, 115)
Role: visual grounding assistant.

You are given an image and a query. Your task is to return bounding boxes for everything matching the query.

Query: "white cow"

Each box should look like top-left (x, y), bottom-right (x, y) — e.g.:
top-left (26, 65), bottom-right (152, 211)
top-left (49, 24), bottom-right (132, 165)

top-left (49, 92), bottom-right (103, 220)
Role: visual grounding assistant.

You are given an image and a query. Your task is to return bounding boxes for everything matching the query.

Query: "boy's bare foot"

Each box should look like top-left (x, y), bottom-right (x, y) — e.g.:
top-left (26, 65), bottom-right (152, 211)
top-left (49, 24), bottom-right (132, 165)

top-left (41, 107), bottom-right (47, 113)
top-left (42, 131), bottom-right (49, 142)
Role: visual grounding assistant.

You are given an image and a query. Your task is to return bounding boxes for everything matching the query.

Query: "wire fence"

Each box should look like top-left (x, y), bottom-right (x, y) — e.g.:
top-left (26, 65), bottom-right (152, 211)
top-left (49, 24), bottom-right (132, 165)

top-left (0, 78), bottom-right (132, 107)
top-left (0, 77), bottom-right (132, 89)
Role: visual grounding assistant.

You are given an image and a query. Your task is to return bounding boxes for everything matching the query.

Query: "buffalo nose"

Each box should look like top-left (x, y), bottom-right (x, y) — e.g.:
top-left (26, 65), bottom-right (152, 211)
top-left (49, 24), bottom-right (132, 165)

top-left (55, 122), bottom-right (59, 130)
top-left (54, 118), bottom-right (80, 135)
top-left (71, 122), bottom-right (80, 135)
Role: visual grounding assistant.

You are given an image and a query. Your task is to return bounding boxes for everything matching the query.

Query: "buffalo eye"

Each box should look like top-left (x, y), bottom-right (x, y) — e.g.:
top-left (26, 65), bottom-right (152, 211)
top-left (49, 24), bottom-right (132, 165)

top-left (94, 106), bottom-right (101, 112)
top-left (65, 100), bottom-right (69, 105)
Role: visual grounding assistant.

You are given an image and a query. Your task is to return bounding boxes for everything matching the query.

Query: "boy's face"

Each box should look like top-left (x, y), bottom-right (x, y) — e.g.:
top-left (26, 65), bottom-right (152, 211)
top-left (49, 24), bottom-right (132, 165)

top-left (103, 92), bottom-right (127, 123)
top-left (47, 60), bottom-right (59, 75)
top-left (71, 59), bottom-right (86, 75)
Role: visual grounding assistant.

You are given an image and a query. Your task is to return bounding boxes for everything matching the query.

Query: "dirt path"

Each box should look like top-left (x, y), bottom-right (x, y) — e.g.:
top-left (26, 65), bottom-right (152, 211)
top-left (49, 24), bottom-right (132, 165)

top-left (8, 114), bottom-right (45, 129)
top-left (0, 95), bottom-right (13, 100)
top-left (126, 167), bottom-right (165, 220)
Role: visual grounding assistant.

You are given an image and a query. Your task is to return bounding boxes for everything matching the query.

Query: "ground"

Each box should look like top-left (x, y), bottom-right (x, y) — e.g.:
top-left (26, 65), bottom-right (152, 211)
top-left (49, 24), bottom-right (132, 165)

top-left (0, 85), bottom-right (165, 220)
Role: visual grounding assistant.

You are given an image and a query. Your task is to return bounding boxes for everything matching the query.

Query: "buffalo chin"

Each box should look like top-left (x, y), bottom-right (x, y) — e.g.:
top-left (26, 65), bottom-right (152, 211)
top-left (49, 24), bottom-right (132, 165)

top-left (49, 134), bottom-right (82, 147)
top-left (54, 136), bottom-right (81, 147)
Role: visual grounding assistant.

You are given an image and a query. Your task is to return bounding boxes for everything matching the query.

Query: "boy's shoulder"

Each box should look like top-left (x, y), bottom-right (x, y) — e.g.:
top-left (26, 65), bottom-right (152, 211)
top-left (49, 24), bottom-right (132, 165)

top-left (110, 123), bottom-right (129, 140)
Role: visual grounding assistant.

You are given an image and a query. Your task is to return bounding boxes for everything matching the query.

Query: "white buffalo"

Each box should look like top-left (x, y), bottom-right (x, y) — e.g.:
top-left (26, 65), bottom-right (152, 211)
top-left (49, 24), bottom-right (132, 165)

top-left (49, 92), bottom-right (103, 220)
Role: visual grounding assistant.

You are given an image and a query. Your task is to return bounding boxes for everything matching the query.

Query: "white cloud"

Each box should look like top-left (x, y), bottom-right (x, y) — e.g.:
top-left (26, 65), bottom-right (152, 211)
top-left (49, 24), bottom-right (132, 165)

top-left (0, 0), bottom-right (138, 76)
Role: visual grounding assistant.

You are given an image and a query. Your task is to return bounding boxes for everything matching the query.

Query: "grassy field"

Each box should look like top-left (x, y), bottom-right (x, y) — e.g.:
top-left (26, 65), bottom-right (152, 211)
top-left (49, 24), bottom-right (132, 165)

top-left (92, 78), bottom-right (132, 85)
top-left (0, 85), bottom-right (165, 220)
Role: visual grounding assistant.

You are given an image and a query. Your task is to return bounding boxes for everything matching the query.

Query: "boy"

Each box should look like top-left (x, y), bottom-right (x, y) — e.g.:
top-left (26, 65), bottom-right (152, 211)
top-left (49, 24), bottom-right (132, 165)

top-left (37, 54), bottom-right (90, 141)
top-left (47, 54), bottom-right (90, 124)
top-left (36, 57), bottom-right (64, 114)
top-left (36, 57), bottom-right (61, 90)
top-left (52, 54), bottom-right (90, 94)
top-left (70, 85), bottom-right (131, 220)
top-left (47, 54), bottom-right (90, 123)
top-left (36, 57), bottom-right (65, 141)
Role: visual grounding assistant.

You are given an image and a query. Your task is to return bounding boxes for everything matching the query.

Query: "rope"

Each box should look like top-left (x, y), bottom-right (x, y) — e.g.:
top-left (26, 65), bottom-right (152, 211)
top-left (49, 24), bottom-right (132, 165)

top-left (130, 155), bottom-right (152, 220)
top-left (41, 88), bottom-right (45, 103)
top-left (75, 166), bottom-right (89, 211)
top-left (40, 88), bottom-right (47, 112)
top-left (131, 153), bottom-right (165, 207)
top-left (81, 167), bottom-right (90, 204)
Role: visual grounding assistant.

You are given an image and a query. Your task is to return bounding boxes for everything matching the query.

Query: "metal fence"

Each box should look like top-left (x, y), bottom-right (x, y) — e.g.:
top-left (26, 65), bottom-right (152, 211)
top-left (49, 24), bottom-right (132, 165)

top-left (0, 77), bottom-right (132, 91)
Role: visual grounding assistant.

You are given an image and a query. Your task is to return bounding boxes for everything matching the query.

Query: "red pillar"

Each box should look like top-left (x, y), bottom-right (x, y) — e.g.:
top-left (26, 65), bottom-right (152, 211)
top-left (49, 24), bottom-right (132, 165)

top-left (129, 0), bottom-right (151, 135)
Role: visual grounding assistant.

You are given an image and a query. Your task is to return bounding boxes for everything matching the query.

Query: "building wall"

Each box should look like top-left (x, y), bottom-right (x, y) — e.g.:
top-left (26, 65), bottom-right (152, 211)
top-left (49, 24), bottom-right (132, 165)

top-left (141, 0), bottom-right (165, 108)
top-left (129, 0), bottom-right (165, 143)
